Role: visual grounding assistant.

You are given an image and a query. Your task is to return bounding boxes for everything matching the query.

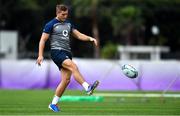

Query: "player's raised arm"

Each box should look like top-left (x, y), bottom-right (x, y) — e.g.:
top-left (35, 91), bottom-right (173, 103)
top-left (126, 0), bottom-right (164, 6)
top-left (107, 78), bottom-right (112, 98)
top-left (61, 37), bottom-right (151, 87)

top-left (72, 29), bottom-right (98, 46)
top-left (37, 33), bottom-right (49, 66)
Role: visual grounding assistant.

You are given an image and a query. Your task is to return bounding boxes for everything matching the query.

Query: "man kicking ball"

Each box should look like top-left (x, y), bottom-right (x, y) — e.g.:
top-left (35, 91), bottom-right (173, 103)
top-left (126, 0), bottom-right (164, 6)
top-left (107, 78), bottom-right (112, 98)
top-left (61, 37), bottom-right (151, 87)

top-left (36, 4), bottom-right (99, 112)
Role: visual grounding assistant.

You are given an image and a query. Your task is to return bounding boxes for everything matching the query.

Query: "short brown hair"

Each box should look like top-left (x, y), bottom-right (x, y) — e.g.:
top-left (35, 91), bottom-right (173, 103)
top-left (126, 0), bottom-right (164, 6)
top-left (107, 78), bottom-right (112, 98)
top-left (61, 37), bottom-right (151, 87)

top-left (56, 4), bottom-right (68, 13)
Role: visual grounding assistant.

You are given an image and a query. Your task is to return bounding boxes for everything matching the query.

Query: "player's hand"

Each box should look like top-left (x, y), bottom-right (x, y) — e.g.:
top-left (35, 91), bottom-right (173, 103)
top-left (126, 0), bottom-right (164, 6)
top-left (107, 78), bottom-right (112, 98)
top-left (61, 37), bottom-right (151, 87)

top-left (89, 37), bottom-right (98, 46)
top-left (36, 56), bottom-right (44, 66)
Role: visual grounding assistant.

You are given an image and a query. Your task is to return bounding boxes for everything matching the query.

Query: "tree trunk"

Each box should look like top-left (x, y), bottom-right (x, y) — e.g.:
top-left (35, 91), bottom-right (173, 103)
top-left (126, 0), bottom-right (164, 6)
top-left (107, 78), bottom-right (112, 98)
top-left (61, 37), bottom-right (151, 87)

top-left (91, 0), bottom-right (100, 58)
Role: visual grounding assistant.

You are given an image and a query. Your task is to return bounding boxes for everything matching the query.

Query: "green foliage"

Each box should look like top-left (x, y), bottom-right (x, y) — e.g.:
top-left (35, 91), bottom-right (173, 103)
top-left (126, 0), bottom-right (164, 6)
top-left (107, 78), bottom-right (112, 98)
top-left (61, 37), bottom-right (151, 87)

top-left (149, 35), bottom-right (168, 45)
top-left (1, 0), bottom-right (180, 58)
top-left (101, 42), bottom-right (118, 59)
top-left (111, 5), bottom-right (143, 36)
top-left (71, 0), bottom-right (100, 18)
top-left (17, 0), bottom-right (40, 10)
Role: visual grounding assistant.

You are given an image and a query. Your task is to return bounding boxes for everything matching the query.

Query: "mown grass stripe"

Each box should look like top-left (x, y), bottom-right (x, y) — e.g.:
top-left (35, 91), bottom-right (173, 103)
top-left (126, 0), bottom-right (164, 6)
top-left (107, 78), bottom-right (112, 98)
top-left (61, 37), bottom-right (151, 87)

top-left (94, 93), bottom-right (180, 97)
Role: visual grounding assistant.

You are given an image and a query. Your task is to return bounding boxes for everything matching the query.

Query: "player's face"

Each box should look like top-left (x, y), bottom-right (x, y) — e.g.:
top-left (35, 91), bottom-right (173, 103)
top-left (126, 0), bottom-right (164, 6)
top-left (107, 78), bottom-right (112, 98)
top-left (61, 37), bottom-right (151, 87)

top-left (57, 10), bottom-right (68, 21)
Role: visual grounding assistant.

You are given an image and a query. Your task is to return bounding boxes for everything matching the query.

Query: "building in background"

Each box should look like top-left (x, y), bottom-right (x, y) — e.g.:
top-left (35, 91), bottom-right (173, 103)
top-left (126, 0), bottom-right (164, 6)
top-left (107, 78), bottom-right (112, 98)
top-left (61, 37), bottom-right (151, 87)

top-left (0, 31), bottom-right (18, 59)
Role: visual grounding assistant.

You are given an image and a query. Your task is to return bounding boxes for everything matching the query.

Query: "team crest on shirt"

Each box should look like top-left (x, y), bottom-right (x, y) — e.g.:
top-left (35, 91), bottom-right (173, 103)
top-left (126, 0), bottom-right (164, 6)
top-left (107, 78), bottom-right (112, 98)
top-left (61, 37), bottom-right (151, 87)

top-left (62, 30), bottom-right (68, 37)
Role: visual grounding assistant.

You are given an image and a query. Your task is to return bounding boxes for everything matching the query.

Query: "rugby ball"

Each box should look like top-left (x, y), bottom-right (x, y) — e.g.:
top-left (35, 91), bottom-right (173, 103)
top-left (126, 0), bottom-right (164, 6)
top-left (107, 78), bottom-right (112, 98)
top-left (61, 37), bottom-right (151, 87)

top-left (122, 64), bottom-right (138, 78)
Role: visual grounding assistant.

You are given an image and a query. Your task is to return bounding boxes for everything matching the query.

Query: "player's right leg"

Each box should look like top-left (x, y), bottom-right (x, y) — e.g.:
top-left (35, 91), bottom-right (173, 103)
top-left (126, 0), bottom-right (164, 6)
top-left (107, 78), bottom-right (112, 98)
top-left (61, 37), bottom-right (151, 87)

top-left (62, 59), bottom-right (99, 95)
top-left (49, 68), bottom-right (72, 112)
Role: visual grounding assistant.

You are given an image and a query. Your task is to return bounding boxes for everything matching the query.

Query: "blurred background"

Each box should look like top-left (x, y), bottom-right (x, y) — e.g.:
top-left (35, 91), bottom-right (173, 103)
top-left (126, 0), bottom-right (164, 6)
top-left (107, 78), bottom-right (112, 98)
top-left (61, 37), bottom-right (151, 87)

top-left (0, 0), bottom-right (180, 90)
top-left (0, 0), bottom-right (180, 115)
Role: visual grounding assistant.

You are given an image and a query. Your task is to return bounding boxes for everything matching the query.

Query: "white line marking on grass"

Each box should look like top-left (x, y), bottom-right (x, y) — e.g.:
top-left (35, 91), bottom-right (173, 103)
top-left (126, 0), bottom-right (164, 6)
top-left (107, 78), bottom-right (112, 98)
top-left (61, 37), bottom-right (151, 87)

top-left (94, 93), bottom-right (180, 98)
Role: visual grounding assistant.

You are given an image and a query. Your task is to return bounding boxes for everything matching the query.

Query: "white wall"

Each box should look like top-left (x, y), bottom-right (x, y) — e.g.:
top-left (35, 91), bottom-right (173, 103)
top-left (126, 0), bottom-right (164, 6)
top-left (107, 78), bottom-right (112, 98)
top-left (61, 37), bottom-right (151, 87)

top-left (0, 31), bottom-right (18, 59)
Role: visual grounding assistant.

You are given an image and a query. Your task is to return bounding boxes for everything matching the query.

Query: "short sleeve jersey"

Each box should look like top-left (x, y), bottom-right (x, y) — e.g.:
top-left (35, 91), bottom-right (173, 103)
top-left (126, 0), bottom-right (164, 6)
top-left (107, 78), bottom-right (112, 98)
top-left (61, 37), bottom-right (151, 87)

top-left (43, 18), bottom-right (75, 52)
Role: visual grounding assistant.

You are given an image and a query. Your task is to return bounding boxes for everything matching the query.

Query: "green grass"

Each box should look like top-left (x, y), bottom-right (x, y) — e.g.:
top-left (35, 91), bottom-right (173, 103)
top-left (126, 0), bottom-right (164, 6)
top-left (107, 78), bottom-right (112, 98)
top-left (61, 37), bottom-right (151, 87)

top-left (0, 89), bottom-right (180, 115)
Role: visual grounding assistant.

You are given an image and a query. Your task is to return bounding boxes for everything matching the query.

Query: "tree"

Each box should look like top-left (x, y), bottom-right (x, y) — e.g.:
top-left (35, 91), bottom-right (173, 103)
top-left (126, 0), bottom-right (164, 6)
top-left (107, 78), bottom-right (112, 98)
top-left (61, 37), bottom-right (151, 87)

top-left (111, 5), bottom-right (144, 45)
top-left (71, 0), bottom-right (101, 58)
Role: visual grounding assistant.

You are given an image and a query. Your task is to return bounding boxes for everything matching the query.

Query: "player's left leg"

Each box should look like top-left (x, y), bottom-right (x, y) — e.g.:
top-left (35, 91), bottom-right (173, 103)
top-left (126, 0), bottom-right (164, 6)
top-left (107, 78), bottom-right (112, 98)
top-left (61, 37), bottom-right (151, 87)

top-left (55, 68), bottom-right (72, 97)
top-left (49, 68), bottom-right (72, 112)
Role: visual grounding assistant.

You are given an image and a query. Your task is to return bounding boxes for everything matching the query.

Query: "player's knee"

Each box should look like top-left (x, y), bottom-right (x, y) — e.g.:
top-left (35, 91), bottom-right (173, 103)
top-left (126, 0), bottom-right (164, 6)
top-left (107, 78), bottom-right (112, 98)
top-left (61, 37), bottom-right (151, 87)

top-left (70, 64), bottom-right (78, 73)
top-left (62, 78), bottom-right (70, 85)
top-left (64, 61), bottom-right (78, 73)
top-left (65, 79), bottom-right (70, 85)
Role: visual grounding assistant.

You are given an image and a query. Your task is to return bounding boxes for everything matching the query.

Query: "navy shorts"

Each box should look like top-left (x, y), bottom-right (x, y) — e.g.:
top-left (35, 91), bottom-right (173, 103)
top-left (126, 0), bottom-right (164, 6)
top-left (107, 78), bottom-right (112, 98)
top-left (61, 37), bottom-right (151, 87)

top-left (51, 49), bottom-right (72, 70)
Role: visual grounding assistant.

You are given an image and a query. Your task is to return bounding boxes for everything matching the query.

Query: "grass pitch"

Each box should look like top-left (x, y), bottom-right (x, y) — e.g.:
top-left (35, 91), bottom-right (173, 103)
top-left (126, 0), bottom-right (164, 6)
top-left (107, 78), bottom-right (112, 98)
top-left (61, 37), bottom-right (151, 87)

top-left (0, 90), bottom-right (180, 115)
